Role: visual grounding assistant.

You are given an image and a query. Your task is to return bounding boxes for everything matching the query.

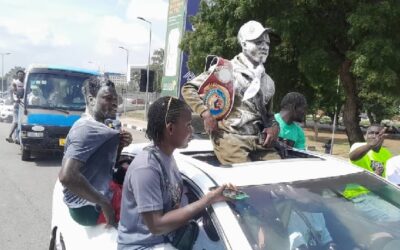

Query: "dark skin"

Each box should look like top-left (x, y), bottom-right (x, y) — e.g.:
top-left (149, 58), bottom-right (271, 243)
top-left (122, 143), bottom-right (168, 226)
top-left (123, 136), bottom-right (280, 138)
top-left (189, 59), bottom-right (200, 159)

top-left (59, 86), bottom-right (132, 227)
top-left (349, 126), bottom-right (386, 176)
top-left (142, 108), bottom-right (235, 235)
top-left (280, 104), bottom-right (307, 125)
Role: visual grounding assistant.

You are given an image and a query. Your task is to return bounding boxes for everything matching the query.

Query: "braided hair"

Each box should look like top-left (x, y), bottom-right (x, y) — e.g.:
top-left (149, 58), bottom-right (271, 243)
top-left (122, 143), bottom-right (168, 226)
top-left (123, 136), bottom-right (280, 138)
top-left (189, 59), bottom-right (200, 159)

top-left (146, 96), bottom-right (191, 143)
top-left (280, 92), bottom-right (307, 111)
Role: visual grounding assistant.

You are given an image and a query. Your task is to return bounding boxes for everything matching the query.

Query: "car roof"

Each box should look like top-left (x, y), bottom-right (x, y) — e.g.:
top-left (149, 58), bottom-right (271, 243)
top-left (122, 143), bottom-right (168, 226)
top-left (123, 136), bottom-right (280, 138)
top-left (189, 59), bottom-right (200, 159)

top-left (177, 154), bottom-right (361, 187)
top-left (124, 139), bottom-right (362, 188)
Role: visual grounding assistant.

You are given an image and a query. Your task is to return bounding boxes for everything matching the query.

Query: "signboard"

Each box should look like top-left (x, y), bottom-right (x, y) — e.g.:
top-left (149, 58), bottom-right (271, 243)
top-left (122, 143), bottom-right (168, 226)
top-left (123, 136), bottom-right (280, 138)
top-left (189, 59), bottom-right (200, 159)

top-left (161, 0), bottom-right (186, 97)
top-left (161, 0), bottom-right (200, 97)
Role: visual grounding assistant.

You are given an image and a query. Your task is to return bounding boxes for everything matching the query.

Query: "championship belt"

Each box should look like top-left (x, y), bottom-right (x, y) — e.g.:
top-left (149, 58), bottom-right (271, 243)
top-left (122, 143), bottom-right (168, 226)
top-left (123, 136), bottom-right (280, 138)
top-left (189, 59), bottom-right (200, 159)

top-left (198, 57), bottom-right (234, 120)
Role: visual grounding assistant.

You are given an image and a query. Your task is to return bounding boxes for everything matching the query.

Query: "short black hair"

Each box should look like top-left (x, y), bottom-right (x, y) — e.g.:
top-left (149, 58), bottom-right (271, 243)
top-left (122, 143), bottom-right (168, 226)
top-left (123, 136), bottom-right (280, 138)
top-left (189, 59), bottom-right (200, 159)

top-left (367, 124), bottom-right (383, 132)
top-left (82, 76), bottom-right (115, 100)
top-left (146, 96), bottom-right (190, 143)
top-left (280, 92), bottom-right (307, 110)
top-left (16, 70), bottom-right (25, 75)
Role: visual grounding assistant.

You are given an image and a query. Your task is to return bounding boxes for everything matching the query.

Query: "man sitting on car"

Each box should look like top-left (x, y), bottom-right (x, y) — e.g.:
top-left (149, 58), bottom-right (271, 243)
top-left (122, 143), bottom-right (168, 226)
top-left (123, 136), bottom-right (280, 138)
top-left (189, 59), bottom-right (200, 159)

top-left (59, 76), bottom-right (132, 227)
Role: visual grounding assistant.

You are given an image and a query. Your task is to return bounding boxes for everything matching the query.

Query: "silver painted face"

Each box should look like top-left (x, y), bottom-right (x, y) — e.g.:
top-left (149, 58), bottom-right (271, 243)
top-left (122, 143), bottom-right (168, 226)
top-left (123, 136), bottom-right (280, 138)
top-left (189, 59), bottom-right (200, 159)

top-left (242, 33), bottom-right (270, 64)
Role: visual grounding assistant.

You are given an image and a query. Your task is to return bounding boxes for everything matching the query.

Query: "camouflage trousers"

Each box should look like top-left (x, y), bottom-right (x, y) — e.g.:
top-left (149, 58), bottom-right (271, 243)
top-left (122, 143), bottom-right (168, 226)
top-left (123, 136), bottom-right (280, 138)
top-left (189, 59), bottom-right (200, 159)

top-left (211, 130), bottom-right (280, 165)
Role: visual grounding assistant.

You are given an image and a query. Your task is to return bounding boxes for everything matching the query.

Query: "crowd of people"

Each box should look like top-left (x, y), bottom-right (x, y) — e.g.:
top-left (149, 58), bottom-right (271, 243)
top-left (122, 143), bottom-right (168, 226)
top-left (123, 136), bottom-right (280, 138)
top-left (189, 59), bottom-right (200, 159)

top-left (55, 20), bottom-right (399, 250)
top-left (4, 20), bottom-right (399, 250)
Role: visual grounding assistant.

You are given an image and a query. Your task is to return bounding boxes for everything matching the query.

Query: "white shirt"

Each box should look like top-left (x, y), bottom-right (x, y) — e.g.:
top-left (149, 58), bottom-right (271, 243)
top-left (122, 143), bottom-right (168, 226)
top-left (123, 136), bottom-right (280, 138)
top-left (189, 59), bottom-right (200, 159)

top-left (386, 156), bottom-right (400, 185)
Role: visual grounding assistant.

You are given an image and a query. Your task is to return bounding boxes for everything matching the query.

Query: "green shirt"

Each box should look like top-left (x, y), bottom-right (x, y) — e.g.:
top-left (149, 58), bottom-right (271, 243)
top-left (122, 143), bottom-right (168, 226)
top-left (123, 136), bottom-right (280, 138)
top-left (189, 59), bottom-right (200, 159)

top-left (274, 113), bottom-right (306, 150)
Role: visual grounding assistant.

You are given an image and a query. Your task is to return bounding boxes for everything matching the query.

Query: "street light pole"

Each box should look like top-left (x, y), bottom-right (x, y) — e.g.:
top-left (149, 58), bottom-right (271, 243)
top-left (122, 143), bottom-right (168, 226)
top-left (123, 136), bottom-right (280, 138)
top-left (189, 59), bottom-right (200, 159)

top-left (88, 61), bottom-right (100, 72)
top-left (137, 16), bottom-right (152, 120)
top-left (119, 46), bottom-right (130, 116)
top-left (1, 52), bottom-right (11, 98)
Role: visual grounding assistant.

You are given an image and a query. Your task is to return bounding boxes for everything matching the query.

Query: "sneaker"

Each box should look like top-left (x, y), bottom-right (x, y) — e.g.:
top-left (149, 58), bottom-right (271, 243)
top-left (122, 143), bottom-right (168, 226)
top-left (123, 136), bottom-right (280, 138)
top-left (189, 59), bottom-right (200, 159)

top-left (5, 137), bottom-right (14, 143)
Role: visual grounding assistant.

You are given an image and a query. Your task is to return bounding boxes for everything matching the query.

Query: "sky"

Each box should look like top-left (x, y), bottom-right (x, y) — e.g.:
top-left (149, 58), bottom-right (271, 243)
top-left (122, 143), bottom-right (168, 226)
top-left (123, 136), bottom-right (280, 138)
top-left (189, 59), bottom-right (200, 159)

top-left (0, 0), bottom-right (169, 74)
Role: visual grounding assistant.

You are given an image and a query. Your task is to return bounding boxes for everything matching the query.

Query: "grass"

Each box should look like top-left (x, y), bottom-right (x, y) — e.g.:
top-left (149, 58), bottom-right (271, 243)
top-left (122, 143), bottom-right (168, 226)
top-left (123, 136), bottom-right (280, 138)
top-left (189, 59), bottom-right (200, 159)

top-left (123, 110), bottom-right (146, 120)
top-left (305, 128), bottom-right (400, 159)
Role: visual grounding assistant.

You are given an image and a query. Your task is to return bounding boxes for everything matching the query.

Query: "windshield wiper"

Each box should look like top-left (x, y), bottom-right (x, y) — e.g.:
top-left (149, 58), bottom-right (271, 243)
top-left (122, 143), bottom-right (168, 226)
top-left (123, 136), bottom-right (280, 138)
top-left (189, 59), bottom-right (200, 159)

top-left (52, 108), bottom-right (70, 115)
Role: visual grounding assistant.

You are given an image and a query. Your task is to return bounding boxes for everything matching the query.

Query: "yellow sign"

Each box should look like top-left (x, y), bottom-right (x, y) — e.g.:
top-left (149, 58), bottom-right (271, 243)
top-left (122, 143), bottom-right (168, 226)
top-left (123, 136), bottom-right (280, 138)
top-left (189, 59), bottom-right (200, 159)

top-left (59, 138), bottom-right (66, 146)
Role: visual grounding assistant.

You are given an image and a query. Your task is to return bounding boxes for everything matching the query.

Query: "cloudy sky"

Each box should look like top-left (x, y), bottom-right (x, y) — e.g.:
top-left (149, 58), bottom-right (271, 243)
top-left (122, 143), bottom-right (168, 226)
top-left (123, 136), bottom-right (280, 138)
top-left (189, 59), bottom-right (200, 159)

top-left (0, 0), bottom-right (169, 74)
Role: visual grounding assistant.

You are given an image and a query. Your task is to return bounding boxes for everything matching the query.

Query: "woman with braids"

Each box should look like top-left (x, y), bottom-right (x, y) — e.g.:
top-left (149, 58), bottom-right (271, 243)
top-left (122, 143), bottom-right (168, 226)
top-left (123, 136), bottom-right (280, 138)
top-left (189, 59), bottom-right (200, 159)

top-left (117, 96), bottom-right (234, 250)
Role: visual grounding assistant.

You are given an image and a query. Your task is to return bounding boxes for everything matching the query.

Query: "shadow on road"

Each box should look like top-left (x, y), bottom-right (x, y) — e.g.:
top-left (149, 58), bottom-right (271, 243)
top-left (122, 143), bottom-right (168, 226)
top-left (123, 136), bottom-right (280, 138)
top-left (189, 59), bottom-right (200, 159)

top-left (31, 152), bottom-right (63, 167)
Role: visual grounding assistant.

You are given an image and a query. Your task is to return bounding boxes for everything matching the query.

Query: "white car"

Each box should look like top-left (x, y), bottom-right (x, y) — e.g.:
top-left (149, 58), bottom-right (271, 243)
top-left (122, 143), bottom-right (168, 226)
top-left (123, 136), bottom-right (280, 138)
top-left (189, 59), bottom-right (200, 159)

top-left (50, 140), bottom-right (400, 250)
top-left (0, 103), bottom-right (13, 123)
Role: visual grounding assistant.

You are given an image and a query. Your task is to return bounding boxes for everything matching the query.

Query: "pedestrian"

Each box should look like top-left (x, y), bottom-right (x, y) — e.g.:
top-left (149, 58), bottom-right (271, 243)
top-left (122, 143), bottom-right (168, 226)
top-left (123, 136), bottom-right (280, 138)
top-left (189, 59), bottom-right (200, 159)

top-left (58, 76), bottom-right (132, 227)
top-left (6, 70), bottom-right (25, 143)
top-left (181, 20), bottom-right (279, 165)
top-left (349, 124), bottom-right (392, 177)
top-left (274, 92), bottom-right (307, 150)
top-left (117, 96), bottom-right (234, 250)
top-left (344, 124), bottom-right (400, 222)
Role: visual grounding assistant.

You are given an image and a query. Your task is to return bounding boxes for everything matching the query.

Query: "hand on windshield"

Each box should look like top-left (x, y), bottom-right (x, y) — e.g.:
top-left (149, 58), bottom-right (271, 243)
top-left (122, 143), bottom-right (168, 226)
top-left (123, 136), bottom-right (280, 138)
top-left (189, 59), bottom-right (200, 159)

top-left (201, 110), bottom-right (218, 134)
top-left (119, 130), bottom-right (132, 148)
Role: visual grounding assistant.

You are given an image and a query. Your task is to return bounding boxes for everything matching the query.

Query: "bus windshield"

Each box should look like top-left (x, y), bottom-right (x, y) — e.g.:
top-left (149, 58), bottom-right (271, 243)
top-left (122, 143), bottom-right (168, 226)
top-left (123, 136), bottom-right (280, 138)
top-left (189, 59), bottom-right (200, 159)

top-left (25, 72), bottom-right (89, 111)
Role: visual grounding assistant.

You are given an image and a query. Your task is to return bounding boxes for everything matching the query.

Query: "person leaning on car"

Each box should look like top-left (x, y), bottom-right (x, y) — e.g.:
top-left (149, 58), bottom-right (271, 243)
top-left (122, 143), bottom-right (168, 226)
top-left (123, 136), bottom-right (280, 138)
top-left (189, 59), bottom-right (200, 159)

top-left (181, 20), bottom-right (280, 165)
top-left (59, 76), bottom-right (132, 227)
top-left (344, 124), bottom-right (400, 223)
top-left (349, 124), bottom-right (392, 177)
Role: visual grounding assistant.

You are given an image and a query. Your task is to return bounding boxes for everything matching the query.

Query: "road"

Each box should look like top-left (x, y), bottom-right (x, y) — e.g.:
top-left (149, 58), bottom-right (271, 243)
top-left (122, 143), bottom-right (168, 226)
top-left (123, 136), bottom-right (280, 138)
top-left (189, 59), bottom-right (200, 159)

top-left (0, 122), bottom-right (148, 250)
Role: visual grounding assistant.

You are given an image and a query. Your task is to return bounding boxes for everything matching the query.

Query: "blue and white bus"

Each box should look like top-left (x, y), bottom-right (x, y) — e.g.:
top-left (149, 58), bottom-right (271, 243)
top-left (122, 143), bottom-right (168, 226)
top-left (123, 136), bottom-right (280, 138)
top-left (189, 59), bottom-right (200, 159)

top-left (19, 65), bottom-right (100, 161)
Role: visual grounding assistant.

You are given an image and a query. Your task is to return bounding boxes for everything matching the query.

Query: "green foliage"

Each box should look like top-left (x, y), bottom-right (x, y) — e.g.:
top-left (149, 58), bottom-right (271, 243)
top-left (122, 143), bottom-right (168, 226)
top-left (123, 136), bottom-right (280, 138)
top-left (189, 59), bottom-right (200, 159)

top-left (150, 48), bottom-right (164, 92)
top-left (181, 0), bottom-right (400, 143)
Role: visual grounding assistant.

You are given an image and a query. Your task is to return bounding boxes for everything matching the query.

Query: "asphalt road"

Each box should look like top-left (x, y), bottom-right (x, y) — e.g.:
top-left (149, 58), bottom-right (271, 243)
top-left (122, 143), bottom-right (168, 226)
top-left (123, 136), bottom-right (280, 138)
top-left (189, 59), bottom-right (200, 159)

top-left (0, 122), bottom-right (148, 250)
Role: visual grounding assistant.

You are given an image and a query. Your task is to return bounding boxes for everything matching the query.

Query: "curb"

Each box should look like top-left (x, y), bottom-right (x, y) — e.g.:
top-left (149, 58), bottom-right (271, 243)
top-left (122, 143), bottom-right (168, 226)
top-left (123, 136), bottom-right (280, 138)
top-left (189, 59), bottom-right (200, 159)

top-left (122, 123), bottom-right (147, 132)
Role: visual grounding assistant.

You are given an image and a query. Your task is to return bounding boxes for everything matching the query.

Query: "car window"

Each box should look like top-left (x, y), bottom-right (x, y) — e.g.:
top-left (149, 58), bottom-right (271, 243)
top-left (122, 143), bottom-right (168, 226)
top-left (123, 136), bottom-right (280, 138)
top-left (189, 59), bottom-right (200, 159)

top-left (182, 180), bottom-right (226, 250)
top-left (228, 172), bottom-right (400, 250)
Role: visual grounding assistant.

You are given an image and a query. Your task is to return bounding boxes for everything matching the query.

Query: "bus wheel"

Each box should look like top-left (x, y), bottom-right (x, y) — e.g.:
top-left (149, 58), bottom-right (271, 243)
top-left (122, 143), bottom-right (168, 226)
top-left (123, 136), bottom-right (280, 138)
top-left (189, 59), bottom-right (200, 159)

top-left (21, 148), bottom-right (31, 161)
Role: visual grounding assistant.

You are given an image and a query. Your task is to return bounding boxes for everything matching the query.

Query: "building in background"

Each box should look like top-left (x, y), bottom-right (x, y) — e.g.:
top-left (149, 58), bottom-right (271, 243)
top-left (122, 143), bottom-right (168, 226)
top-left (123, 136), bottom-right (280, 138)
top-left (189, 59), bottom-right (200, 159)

top-left (161, 0), bottom-right (200, 98)
top-left (128, 65), bottom-right (155, 93)
top-left (104, 72), bottom-right (127, 86)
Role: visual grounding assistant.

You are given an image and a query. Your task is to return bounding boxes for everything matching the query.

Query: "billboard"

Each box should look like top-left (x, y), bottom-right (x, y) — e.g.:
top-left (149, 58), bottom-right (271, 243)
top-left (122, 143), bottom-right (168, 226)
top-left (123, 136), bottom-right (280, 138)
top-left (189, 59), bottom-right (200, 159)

top-left (161, 0), bottom-right (200, 97)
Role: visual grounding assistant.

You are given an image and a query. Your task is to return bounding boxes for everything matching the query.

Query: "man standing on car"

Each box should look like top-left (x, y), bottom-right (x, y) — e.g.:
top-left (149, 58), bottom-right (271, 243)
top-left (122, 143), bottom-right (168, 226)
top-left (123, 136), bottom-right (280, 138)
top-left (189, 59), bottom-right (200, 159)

top-left (274, 92), bottom-right (307, 150)
top-left (6, 70), bottom-right (25, 143)
top-left (349, 124), bottom-right (392, 177)
top-left (181, 20), bottom-right (279, 164)
top-left (59, 76), bottom-right (132, 227)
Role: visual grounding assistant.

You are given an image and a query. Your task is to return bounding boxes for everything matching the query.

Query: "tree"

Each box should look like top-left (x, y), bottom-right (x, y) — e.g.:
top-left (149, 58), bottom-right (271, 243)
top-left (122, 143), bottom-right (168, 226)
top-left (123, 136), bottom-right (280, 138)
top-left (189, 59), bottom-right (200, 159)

top-left (150, 48), bottom-right (164, 92)
top-left (359, 89), bottom-right (399, 124)
top-left (1, 66), bottom-right (24, 94)
top-left (181, 0), bottom-right (400, 145)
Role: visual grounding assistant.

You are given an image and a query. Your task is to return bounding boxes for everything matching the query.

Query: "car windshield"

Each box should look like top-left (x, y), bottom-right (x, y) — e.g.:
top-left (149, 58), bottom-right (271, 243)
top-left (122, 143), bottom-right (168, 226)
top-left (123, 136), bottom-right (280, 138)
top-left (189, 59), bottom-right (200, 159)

top-left (25, 72), bottom-right (90, 111)
top-left (229, 172), bottom-right (400, 250)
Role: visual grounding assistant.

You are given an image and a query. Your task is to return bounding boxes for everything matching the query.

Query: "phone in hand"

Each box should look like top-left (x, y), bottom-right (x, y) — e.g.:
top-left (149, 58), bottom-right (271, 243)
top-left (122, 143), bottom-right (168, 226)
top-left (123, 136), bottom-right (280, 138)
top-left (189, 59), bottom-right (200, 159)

top-left (222, 188), bottom-right (249, 200)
